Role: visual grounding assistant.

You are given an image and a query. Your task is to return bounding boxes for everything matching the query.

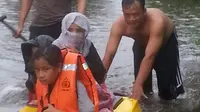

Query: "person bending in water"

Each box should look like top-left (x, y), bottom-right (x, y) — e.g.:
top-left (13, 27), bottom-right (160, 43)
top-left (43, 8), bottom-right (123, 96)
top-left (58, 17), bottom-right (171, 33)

top-left (102, 0), bottom-right (185, 101)
top-left (53, 12), bottom-right (113, 111)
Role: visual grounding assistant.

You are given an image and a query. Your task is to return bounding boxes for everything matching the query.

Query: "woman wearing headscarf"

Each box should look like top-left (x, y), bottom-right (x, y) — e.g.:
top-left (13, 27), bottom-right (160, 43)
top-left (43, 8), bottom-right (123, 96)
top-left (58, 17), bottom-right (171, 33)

top-left (53, 12), bottom-right (113, 112)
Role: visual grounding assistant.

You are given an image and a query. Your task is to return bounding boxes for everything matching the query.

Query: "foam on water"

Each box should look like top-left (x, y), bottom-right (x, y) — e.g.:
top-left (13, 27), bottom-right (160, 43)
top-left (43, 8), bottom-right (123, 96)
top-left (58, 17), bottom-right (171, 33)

top-left (0, 85), bottom-right (23, 100)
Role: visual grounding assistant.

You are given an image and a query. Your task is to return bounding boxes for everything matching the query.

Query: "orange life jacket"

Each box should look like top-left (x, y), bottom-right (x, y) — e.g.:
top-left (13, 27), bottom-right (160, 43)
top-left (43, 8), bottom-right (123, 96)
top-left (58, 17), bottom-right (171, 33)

top-left (36, 50), bottom-right (99, 112)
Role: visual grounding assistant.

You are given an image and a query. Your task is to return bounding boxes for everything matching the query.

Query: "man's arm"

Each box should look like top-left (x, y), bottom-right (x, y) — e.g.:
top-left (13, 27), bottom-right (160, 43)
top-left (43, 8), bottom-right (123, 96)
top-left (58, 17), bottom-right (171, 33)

top-left (102, 21), bottom-right (123, 72)
top-left (134, 19), bottom-right (165, 86)
top-left (16, 0), bottom-right (33, 37)
top-left (77, 0), bottom-right (86, 14)
top-left (18, 0), bottom-right (33, 30)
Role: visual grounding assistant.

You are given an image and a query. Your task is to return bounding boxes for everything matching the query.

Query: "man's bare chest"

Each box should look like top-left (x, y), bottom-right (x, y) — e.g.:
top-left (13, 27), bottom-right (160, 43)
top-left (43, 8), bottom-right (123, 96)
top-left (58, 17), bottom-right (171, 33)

top-left (124, 27), bottom-right (150, 45)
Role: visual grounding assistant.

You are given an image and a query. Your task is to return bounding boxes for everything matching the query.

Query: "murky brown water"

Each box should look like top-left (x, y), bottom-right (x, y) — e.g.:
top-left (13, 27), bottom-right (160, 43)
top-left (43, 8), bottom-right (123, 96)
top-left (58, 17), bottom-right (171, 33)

top-left (0, 0), bottom-right (200, 111)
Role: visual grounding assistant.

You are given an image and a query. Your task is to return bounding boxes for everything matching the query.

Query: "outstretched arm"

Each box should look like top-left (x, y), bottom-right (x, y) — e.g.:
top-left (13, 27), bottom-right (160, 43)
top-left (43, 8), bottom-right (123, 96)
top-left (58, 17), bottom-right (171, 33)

top-left (132, 19), bottom-right (165, 100)
top-left (15, 0), bottom-right (33, 37)
top-left (102, 21), bottom-right (123, 72)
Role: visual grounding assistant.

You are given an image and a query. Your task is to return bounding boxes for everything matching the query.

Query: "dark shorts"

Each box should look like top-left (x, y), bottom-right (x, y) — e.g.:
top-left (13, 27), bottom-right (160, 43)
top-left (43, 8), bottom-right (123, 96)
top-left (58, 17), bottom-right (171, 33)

top-left (29, 21), bottom-right (61, 40)
top-left (132, 30), bottom-right (185, 100)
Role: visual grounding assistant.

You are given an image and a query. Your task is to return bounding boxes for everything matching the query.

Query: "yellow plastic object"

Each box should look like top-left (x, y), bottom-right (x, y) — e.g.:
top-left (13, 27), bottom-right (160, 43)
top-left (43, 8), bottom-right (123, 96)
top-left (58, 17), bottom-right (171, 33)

top-left (19, 105), bottom-right (37, 112)
top-left (114, 97), bottom-right (142, 112)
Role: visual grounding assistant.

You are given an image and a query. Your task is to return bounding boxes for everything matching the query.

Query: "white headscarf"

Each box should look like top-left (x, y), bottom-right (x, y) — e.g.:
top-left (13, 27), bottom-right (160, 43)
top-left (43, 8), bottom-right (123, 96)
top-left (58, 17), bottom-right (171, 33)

top-left (53, 12), bottom-right (92, 57)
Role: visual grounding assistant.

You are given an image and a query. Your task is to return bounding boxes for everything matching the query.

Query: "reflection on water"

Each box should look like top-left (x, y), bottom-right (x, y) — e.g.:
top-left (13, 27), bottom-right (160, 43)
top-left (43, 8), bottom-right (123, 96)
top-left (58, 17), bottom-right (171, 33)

top-left (0, 0), bottom-right (200, 111)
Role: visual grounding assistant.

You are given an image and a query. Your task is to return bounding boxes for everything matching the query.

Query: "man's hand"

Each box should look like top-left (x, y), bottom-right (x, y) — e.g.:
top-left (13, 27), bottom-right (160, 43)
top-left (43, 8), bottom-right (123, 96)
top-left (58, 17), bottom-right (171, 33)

top-left (131, 83), bottom-right (144, 101)
top-left (44, 104), bottom-right (62, 112)
top-left (14, 26), bottom-right (23, 38)
top-left (131, 82), bottom-right (148, 101)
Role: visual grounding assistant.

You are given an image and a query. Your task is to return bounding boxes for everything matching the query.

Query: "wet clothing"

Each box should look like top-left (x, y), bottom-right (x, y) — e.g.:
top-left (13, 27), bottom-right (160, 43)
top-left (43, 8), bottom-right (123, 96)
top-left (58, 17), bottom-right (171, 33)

top-left (21, 35), bottom-right (55, 93)
top-left (29, 0), bottom-right (72, 40)
top-left (29, 22), bottom-right (61, 40)
top-left (133, 30), bottom-right (185, 100)
top-left (32, 0), bottom-right (72, 27)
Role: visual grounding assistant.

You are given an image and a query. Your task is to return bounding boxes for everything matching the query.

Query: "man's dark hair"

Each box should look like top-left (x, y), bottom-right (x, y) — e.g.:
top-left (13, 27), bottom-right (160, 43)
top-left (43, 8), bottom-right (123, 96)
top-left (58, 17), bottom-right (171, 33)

top-left (122, 0), bottom-right (145, 9)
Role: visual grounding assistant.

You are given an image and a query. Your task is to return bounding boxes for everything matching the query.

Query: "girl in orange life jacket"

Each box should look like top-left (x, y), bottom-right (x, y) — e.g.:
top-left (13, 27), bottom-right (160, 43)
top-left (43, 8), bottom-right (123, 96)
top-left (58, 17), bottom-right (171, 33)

top-left (33, 45), bottom-right (63, 112)
top-left (53, 12), bottom-right (114, 111)
top-left (33, 44), bottom-right (99, 112)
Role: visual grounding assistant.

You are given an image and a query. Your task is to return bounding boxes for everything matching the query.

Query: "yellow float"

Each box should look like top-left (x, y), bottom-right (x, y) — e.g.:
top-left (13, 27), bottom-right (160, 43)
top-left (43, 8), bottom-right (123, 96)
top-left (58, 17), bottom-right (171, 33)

top-left (19, 97), bottom-right (141, 112)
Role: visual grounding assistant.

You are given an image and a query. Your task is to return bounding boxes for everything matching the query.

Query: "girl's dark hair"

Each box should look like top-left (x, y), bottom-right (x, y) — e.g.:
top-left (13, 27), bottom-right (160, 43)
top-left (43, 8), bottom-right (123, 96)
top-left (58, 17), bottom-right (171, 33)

top-left (33, 44), bottom-right (62, 67)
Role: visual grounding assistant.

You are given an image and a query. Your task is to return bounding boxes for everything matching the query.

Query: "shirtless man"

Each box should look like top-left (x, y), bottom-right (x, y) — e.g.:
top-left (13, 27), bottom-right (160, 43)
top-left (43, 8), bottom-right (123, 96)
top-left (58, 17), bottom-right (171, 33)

top-left (103, 0), bottom-right (185, 101)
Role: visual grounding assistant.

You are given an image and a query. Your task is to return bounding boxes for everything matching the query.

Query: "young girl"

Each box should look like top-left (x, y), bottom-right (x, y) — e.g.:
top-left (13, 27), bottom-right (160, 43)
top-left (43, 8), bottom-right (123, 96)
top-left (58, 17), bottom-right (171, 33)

top-left (33, 45), bottom-right (62, 86)
top-left (33, 45), bottom-right (62, 112)
top-left (34, 44), bottom-right (101, 112)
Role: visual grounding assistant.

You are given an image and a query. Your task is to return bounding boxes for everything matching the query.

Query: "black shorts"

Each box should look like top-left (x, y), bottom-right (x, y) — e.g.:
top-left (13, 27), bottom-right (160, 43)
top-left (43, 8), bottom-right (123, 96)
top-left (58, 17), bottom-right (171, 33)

top-left (133, 30), bottom-right (185, 100)
top-left (29, 21), bottom-right (61, 40)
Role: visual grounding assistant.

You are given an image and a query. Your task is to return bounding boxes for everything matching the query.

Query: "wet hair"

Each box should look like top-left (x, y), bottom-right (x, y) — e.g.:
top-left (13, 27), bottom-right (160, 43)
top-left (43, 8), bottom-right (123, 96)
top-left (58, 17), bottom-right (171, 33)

top-left (122, 0), bottom-right (145, 9)
top-left (33, 44), bottom-right (62, 67)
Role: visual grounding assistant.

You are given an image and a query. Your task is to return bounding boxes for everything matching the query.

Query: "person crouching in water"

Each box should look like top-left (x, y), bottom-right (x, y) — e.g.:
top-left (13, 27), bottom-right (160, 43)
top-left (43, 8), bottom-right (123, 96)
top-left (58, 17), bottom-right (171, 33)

top-left (34, 44), bottom-right (100, 112)
top-left (52, 12), bottom-right (113, 111)
top-left (21, 35), bottom-right (54, 103)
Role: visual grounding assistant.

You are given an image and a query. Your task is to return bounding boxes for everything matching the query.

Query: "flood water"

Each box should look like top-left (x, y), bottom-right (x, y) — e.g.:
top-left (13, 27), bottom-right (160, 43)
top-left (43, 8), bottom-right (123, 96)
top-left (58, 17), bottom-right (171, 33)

top-left (0, 0), bottom-right (200, 111)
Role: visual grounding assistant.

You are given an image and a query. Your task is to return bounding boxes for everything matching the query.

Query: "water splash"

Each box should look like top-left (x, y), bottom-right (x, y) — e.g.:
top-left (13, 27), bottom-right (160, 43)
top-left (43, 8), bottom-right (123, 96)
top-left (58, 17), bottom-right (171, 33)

top-left (0, 85), bottom-right (27, 105)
